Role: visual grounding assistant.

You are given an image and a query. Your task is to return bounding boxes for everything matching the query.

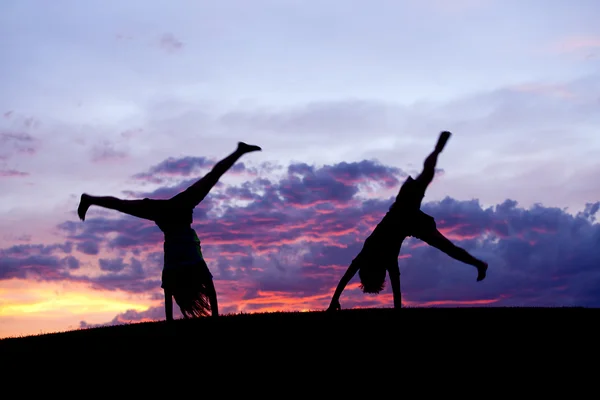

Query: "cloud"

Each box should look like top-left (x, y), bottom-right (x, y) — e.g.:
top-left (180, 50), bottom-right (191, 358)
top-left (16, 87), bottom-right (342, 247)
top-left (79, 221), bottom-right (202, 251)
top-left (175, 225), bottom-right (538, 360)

top-left (90, 140), bottom-right (129, 163)
top-left (2, 0), bottom-right (599, 338)
top-left (99, 258), bottom-right (127, 272)
top-left (158, 33), bottom-right (183, 54)
top-left (0, 169), bottom-right (29, 177)
top-left (63, 256), bottom-right (80, 270)
top-left (2, 234), bottom-right (32, 242)
top-left (4, 72), bottom-right (598, 221)
top-left (2, 151), bottom-right (600, 330)
top-left (76, 241), bottom-right (100, 255)
top-left (0, 234), bottom-right (159, 294)
top-left (553, 35), bottom-right (600, 53)
top-left (219, 100), bottom-right (400, 138)
top-left (80, 305), bottom-right (170, 329)
top-left (211, 78), bottom-right (600, 212)
top-left (0, 243), bottom-right (73, 281)
top-left (0, 132), bottom-right (38, 159)
top-left (508, 83), bottom-right (576, 99)
top-left (131, 156), bottom-right (214, 184)
top-left (120, 128), bottom-right (144, 139)
top-left (88, 256), bottom-right (159, 294)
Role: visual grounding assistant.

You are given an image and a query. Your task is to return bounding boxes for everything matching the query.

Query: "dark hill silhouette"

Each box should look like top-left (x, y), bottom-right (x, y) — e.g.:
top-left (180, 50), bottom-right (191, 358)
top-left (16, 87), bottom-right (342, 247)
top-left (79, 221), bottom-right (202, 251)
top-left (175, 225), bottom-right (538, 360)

top-left (1, 307), bottom-right (595, 357)
top-left (1, 307), bottom-right (595, 390)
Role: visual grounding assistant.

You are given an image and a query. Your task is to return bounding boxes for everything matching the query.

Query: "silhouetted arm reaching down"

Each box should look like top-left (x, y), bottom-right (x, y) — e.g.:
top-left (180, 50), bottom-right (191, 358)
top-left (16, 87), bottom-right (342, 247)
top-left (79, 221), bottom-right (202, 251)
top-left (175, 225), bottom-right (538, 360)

top-left (327, 263), bottom-right (403, 311)
top-left (327, 262), bottom-right (360, 311)
top-left (169, 142), bottom-right (262, 210)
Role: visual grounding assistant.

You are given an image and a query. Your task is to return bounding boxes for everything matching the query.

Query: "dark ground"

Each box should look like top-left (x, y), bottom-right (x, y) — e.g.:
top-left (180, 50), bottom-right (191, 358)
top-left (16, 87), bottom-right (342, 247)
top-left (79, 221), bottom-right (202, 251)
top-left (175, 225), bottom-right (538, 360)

top-left (1, 307), bottom-right (596, 389)
top-left (1, 306), bottom-right (596, 353)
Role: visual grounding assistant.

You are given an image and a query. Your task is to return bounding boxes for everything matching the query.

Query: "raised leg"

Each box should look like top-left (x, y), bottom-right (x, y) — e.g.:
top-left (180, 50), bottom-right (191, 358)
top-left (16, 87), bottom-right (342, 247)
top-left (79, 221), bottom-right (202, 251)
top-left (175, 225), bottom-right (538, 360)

top-left (170, 142), bottom-right (261, 209)
top-left (419, 228), bottom-right (488, 281)
top-left (78, 194), bottom-right (162, 221)
top-left (414, 131), bottom-right (451, 188)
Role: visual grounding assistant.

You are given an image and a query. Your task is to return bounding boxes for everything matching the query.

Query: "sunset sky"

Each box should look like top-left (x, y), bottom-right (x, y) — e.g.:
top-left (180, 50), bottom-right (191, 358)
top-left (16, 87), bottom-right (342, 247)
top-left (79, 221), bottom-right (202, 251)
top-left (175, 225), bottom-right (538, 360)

top-left (1, 0), bottom-right (600, 339)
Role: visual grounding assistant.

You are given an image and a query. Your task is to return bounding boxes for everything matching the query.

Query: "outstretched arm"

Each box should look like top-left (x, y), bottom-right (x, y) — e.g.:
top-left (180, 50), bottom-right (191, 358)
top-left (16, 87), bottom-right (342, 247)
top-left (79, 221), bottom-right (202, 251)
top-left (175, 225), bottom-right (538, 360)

top-left (414, 131), bottom-right (451, 188)
top-left (327, 262), bottom-right (360, 311)
top-left (169, 142), bottom-right (261, 209)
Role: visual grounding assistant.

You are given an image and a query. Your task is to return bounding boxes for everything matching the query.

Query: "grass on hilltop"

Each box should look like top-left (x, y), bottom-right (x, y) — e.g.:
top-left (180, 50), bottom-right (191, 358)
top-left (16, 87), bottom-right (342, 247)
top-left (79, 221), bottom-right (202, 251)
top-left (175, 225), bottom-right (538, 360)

top-left (1, 306), bottom-right (594, 354)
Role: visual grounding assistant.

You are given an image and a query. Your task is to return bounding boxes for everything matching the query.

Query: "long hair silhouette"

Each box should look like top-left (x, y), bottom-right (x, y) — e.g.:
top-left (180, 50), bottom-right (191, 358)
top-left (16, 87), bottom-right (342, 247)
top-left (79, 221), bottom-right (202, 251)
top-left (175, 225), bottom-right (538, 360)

top-left (327, 131), bottom-right (488, 312)
top-left (358, 264), bottom-right (387, 294)
top-left (77, 141), bottom-right (262, 321)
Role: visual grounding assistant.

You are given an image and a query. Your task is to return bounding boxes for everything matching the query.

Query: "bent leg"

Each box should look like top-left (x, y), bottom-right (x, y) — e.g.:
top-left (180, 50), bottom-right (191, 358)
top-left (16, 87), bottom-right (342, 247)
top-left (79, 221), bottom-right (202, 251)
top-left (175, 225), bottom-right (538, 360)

top-left (169, 142), bottom-right (261, 209)
top-left (78, 194), bottom-right (161, 221)
top-left (419, 228), bottom-right (488, 281)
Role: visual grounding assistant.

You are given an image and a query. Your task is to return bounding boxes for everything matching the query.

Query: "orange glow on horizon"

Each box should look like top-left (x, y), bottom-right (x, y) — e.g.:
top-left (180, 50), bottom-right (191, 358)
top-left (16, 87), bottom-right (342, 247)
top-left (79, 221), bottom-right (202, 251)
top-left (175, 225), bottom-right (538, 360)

top-left (0, 275), bottom-right (508, 339)
top-left (0, 279), bottom-right (157, 339)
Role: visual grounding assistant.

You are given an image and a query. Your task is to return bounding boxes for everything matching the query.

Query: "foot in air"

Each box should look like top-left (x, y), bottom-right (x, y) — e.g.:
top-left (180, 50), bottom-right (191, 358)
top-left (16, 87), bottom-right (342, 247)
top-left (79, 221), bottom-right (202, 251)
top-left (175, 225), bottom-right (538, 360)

top-left (238, 142), bottom-right (262, 153)
top-left (477, 262), bottom-right (488, 282)
top-left (436, 131), bottom-right (452, 153)
top-left (77, 194), bottom-right (91, 221)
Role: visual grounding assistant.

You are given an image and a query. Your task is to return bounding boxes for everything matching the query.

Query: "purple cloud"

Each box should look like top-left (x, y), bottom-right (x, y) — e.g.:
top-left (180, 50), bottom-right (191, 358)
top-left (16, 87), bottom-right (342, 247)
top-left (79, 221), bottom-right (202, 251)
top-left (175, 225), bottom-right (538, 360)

top-left (131, 156), bottom-right (217, 185)
top-left (1, 157), bottom-right (599, 325)
top-left (80, 305), bottom-right (172, 329)
top-left (0, 169), bottom-right (29, 177)
top-left (99, 258), bottom-right (127, 272)
top-left (0, 132), bottom-right (37, 157)
top-left (158, 33), bottom-right (183, 53)
top-left (90, 141), bottom-right (128, 163)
